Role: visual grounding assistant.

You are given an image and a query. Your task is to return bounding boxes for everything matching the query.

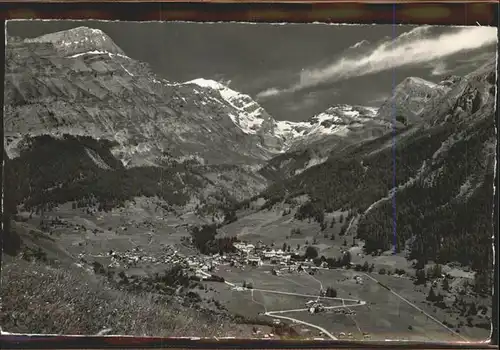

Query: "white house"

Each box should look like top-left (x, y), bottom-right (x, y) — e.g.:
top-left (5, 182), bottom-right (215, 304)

top-left (264, 249), bottom-right (277, 259)
top-left (248, 257), bottom-right (263, 266)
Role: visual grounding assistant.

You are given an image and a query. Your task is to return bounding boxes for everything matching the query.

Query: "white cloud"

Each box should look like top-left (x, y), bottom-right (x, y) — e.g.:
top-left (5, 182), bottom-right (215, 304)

top-left (257, 26), bottom-right (497, 99)
top-left (256, 87), bottom-right (281, 99)
top-left (430, 61), bottom-right (450, 76)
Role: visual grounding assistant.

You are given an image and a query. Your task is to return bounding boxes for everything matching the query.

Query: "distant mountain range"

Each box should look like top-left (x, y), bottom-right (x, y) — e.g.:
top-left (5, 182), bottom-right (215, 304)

top-left (5, 26), bottom-right (393, 168)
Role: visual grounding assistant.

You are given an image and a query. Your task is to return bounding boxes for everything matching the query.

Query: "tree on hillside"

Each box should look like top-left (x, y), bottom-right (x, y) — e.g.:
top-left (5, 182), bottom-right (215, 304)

top-left (305, 246), bottom-right (319, 259)
top-left (223, 209), bottom-right (237, 224)
top-left (340, 251), bottom-right (352, 267)
top-left (415, 269), bottom-right (427, 285)
top-left (325, 287), bottom-right (337, 298)
top-left (339, 214), bottom-right (344, 223)
top-left (442, 277), bottom-right (450, 292)
top-left (282, 242), bottom-right (287, 252)
top-left (426, 287), bottom-right (437, 302)
top-left (330, 217), bottom-right (336, 227)
top-left (468, 302), bottom-right (478, 316)
top-left (320, 221), bottom-right (327, 231)
top-left (474, 269), bottom-right (491, 294)
top-left (365, 263), bottom-right (373, 273)
top-left (339, 226), bottom-right (347, 236)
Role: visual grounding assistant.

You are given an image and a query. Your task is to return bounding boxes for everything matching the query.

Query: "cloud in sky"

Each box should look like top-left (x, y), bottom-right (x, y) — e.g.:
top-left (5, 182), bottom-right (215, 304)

top-left (257, 87), bottom-right (281, 98)
top-left (430, 61), bottom-right (450, 76)
top-left (256, 26), bottom-right (497, 100)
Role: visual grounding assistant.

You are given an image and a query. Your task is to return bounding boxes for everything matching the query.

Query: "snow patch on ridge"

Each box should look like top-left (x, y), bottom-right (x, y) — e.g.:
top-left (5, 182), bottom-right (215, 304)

top-left (68, 50), bottom-right (130, 60)
top-left (185, 78), bottom-right (267, 135)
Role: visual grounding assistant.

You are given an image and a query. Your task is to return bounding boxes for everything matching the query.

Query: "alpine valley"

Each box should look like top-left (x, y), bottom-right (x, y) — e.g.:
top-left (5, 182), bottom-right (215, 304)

top-left (2, 26), bottom-right (496, 341)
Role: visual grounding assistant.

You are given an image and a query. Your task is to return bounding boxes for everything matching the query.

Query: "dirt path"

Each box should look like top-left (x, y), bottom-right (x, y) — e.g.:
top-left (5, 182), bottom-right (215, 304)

top-left (202, 268), bottom-right (368, 340)
top-left (264, 312), bottom-right (338, 340)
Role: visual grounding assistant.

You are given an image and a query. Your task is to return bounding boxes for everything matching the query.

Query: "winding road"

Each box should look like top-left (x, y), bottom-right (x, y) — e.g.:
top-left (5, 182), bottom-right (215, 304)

top-left (197, 268), bottom-right (366, 340)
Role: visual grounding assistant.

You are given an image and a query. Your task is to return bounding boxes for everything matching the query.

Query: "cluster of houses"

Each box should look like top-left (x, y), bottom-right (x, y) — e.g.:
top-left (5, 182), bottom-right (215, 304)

top-left (108, 245), bottom-right (187, 268)
top-left (233, 242), bottom-right (293, 266)
top-left (81, 245), bottom-right (186, 269)
top-left (305, 299), bottom-right (325, 314)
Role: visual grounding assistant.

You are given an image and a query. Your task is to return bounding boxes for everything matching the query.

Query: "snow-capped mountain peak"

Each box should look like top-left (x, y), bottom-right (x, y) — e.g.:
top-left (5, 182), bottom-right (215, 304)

top-left (24, 26), bottom-right (126, 57)
top-left (275, 104), bottom-right (377, 148)
top-left (184, 78), bottom-right (271, 135)
top-left (182, 79), bottom-right (380, 148)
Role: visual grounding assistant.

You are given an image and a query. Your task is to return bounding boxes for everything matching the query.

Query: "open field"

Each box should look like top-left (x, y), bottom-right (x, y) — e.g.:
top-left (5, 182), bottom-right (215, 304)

top-left (220, 209), bottom-right (352, 257)
top-left (17, 198), bottom-right (203, 261)
top-left (203, 265), bottom-right (490, 342)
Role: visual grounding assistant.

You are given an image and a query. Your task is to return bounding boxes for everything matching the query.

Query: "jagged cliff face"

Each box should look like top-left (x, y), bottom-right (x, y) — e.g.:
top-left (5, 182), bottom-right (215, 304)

top-left (4, 27), bottom-right (287, 167)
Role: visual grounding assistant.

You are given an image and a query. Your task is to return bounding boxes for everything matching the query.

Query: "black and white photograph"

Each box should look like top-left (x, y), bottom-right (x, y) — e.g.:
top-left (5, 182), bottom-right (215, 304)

top-left (1, 20), bottom-right (497, 341)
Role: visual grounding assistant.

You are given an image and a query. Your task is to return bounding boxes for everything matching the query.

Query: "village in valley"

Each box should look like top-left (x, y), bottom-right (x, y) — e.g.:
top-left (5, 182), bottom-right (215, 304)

top-left (11, 196), bottom-right (491, 342)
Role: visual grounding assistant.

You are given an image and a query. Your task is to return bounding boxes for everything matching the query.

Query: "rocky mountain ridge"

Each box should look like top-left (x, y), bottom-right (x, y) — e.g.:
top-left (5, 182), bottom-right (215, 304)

top-left (374, 76), bottom-right (449, 125)
top-left (5, 26), bottom-right (388, 169)
top-left (24, 26), bottom-right (126, 58)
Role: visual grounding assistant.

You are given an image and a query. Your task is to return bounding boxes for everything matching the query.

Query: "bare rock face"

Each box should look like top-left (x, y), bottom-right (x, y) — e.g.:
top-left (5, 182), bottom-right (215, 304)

top-left (11, 27), bottom-right (386, 169)
top-left (375, 76), bottom-right (449, 125)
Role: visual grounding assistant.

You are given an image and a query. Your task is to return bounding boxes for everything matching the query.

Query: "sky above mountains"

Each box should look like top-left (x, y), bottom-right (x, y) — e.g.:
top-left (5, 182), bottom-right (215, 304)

top-left (7, 21), bottom-right (497, 122)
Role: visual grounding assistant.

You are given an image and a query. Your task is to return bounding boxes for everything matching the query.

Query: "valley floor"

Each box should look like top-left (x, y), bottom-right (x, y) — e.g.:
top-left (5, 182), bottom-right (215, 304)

top-left (1, 198), bottom-right (492, 342)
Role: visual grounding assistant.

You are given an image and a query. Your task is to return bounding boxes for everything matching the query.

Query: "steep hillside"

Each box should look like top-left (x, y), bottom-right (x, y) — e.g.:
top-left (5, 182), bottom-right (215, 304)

top-left (243, 59), bottom-right (496, 280)
top-left (357, 59), bottom-right (496, 272)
